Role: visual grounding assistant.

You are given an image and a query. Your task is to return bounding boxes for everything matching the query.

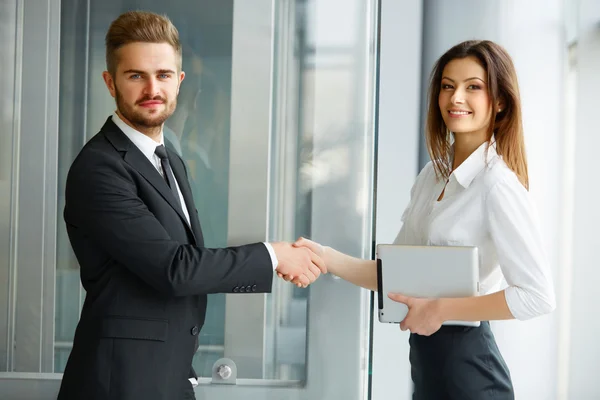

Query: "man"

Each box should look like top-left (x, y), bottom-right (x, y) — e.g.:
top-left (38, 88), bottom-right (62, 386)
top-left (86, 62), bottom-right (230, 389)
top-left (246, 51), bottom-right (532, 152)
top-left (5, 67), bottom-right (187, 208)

top-left (57, 11), bottom-right (325, 400)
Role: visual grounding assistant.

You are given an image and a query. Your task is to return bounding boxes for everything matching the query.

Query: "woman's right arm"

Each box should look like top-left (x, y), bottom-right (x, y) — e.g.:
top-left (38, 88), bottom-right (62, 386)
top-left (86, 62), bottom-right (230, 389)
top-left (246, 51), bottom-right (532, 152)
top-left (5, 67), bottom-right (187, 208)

top-left (293, 237), bottom-right (378, 292)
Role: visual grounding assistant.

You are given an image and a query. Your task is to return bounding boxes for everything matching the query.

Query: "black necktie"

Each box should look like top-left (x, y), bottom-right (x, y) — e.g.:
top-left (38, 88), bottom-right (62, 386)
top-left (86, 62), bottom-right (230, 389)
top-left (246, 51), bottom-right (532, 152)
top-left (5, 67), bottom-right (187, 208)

top-left (154, 145), bottom-right (183, 210)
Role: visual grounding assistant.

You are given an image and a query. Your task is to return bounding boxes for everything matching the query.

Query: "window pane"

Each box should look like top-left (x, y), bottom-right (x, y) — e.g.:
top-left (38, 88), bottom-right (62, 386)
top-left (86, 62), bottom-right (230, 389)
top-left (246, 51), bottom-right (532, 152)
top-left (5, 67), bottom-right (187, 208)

top-left (56, 0), bottom-right (244, 378)
top-left (55, 0), bottom-right (233, 376)
top-left (0, 0), bottom-right (17, 372)
top-left (54, 0), bottom-right (375, 387)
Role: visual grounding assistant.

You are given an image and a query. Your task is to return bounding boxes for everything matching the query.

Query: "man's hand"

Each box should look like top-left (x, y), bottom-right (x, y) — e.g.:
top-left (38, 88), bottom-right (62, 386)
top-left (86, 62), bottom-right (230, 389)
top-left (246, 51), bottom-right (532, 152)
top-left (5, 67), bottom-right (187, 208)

top-left (271, 242), bottom-right (327, 288)
top-left (276, 237), bottom-right (327, 287)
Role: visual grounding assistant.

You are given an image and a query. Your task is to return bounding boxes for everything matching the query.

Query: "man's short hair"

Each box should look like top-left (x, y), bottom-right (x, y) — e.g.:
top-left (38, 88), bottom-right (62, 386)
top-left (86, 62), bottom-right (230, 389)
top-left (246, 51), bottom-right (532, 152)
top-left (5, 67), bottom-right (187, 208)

top-left (105, 11), bottom-right (182, 76)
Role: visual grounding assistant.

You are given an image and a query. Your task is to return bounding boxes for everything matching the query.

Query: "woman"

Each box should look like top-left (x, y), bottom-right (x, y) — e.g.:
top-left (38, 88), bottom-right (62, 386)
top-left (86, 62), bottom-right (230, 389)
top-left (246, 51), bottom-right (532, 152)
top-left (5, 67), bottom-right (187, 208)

top-left (285, 40), bottom-right (556, 399)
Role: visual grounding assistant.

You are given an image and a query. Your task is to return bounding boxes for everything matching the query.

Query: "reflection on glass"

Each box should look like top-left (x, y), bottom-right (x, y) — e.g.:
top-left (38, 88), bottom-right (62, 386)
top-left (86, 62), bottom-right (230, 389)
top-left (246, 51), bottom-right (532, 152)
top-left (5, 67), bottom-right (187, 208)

top-left (55, 0), bottom-right (374, 385)
top-left (267, 0), bottom-right (375, 382)
top-left (0, 0), bottom-right (17, 372)
top-left (56, 0), bottom-right (233, 376)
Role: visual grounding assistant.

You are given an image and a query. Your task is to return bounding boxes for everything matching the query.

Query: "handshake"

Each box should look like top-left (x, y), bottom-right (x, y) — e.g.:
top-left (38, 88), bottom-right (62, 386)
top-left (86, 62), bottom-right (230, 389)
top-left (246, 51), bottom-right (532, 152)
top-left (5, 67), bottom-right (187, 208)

top-left (271, 237), bottom-right (327, 288)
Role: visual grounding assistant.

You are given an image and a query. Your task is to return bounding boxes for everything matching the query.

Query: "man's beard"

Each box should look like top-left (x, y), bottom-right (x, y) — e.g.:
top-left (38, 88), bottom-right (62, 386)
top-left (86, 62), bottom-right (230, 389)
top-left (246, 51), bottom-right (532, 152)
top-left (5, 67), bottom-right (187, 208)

top-left (115, 85), bottom-right (177, 130)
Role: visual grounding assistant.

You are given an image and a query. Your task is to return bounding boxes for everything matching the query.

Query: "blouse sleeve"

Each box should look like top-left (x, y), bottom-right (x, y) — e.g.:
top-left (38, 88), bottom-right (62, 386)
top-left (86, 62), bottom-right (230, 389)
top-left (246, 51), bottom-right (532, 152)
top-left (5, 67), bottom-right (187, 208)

top-left (486, 177), bottom-right (556, 320)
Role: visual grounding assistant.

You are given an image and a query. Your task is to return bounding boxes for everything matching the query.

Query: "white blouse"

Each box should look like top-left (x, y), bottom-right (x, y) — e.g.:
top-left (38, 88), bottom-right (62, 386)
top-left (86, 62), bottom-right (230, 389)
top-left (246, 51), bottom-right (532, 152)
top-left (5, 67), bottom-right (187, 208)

top-left (394, 140), bottom-right (556, 320)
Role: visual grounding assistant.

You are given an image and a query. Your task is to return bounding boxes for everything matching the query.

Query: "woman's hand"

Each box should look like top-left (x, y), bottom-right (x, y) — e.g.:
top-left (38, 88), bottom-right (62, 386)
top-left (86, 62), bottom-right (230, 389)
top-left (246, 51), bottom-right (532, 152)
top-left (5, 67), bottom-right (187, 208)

top-left (388, 293), bottom-right (444, 336)
top-left (277, 237), bottom-right (327, 287)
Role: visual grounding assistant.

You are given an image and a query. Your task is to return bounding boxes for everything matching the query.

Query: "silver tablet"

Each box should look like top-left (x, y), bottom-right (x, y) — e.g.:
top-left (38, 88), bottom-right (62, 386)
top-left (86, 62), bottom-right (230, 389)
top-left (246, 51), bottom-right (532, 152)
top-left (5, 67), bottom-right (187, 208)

top-left (376, 244), bottom-right (480, 327)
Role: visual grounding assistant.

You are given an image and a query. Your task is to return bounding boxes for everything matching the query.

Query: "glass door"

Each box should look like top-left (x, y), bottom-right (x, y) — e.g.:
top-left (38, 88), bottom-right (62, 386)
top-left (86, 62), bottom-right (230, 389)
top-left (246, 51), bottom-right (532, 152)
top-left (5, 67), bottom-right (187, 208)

top-left (56, 0), bottom-right (243, 378)
top-left (0, 0), bottom-right (379, 398)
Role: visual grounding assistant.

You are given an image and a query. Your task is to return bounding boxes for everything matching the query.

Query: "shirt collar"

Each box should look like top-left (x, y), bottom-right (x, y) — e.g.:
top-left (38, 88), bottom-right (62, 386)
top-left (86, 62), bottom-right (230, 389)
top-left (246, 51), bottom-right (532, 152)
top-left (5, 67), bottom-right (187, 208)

top-left (451, 137), bottom-right (498, 188)
top-left (111, 112), bottom-right (164, 162)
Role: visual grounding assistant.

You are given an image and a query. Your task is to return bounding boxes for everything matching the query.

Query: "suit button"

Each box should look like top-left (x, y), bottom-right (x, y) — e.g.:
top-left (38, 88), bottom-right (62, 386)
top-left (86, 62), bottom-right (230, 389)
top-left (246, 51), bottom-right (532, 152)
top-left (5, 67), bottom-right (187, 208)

top-left (191, 326), bottom-right (199, 336)
top-left (240, 285), bottom-right (246, 292)
top-left (233, 286), bottom-right (239, 293)
top-left (252, 285), bottom-right (257, 292)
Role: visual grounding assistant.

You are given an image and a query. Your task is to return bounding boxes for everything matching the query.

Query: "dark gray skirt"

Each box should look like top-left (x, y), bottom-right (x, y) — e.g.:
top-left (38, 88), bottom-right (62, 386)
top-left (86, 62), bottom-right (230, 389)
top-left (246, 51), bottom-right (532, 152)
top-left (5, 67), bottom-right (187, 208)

top-left (409, 321), bottom-right (514, 400)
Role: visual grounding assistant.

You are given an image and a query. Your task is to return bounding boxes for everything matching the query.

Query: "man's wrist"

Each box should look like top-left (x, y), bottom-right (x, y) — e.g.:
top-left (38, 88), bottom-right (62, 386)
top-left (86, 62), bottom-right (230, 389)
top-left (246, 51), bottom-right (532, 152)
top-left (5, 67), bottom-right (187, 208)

top-left (262, 242), bottom-right (279, 270)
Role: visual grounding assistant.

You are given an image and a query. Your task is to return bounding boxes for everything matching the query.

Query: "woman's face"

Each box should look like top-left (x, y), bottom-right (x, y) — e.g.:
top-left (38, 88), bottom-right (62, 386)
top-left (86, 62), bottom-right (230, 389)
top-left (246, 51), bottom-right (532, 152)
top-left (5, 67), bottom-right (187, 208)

top-left (438, 56), bottom-right (495, 141)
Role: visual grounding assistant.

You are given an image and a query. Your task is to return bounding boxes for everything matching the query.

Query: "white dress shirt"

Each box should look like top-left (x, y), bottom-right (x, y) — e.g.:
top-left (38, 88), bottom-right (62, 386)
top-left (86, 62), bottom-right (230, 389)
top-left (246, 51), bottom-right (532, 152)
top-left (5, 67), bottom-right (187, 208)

top-left (394, 140), bottom-right (556, 320)
top-left (111, 113), bottom-right (279, 270)
top-left (112, 113), bottom-right (191, 225)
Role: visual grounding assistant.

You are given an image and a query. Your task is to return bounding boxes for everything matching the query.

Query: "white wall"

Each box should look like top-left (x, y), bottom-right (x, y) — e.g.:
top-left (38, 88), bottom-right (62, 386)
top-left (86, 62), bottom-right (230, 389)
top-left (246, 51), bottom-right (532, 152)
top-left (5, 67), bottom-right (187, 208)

top-left (492, 2), bottom-right (564, 399)
top-left (567, 1), bottom-right (600, 399)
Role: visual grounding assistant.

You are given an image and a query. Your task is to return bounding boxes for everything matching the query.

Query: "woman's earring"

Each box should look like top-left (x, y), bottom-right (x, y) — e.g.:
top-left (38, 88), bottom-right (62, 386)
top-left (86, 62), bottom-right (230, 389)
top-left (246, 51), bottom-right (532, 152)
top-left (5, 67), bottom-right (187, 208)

top-left (498, 108), bottom-right (502, 112)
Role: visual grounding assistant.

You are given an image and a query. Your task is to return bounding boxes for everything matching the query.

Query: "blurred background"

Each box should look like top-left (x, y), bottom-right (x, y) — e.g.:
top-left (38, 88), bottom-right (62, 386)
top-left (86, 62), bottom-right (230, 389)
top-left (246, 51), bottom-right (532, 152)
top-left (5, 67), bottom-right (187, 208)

top-left (0, 0), bottom-right (598, 399)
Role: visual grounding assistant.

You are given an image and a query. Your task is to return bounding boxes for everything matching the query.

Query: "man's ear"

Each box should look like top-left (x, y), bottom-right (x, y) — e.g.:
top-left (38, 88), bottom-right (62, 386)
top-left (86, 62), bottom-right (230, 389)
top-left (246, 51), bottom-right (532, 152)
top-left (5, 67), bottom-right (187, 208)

top-left (102, 71), bottom-right (116, 98)
top-left (176, 71), bottom-right (186, 96)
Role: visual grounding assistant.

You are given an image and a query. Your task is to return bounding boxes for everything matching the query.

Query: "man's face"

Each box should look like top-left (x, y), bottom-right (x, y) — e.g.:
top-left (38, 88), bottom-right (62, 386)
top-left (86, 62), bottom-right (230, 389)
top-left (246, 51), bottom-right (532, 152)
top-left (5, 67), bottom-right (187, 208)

top-left (102, 42), bottom-right (185, 135)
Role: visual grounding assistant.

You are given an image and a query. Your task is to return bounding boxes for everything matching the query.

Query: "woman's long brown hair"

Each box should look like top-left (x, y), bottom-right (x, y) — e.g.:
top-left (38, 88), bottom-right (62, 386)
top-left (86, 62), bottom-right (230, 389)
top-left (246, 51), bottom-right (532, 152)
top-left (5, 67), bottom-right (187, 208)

top-left (426, 40), bottom-right (529, 189)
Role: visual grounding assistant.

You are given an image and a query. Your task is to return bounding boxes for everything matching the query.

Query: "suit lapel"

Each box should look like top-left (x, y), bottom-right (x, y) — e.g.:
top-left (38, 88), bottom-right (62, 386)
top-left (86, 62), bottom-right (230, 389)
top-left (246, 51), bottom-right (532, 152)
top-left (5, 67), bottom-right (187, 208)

top-left (168, 148), bottom-right (204, 244)
top-left (102, 118), bottom-right (193, 236)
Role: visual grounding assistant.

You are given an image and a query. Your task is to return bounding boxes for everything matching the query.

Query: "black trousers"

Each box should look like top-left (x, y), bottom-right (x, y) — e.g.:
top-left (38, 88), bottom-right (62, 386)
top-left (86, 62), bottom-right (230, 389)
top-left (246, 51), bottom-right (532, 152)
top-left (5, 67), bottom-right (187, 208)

top-left (183, 380), bottom-right (197, 400)
top-left (409, 321), bottom-right (514, 400)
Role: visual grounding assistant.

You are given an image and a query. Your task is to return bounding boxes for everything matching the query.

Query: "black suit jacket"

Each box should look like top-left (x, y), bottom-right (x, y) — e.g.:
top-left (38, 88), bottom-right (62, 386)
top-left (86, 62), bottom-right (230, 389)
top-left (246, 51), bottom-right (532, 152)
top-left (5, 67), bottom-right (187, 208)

top-left (57, 117), bottom-right (273, 400)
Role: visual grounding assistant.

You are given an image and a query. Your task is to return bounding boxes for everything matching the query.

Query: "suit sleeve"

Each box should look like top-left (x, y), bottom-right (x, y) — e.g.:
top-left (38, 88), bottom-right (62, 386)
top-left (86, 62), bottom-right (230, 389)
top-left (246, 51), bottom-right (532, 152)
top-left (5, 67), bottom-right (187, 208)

top-left (64, 148), bottom-right (274, 297)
